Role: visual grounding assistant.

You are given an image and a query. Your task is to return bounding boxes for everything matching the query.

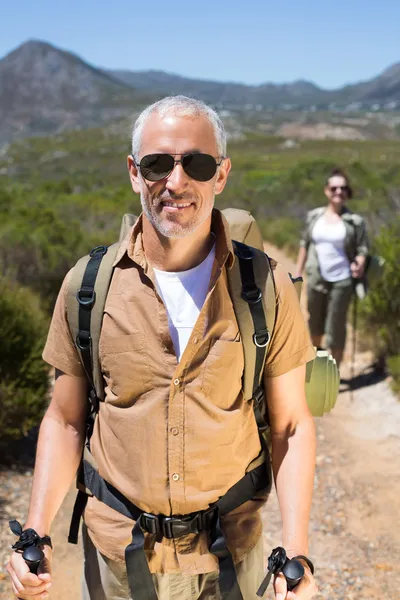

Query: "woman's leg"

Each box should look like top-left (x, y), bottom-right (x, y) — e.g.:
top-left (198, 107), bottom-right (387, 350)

top-left (325, 278), bottom-right (353, 369)
top-left (307, 285), bottom-right (328, 349)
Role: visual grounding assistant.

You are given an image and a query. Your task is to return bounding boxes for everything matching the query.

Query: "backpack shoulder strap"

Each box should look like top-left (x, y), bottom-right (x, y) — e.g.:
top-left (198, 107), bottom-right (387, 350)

top-left (227, 241), bottom-right (276, 427)
top-left (66, 242), bottom-right (120, 401)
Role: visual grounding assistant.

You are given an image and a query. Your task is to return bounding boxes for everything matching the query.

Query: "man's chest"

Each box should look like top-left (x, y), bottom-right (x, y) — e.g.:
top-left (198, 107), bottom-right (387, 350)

top-left (97, 266), bottom-right (244, 409)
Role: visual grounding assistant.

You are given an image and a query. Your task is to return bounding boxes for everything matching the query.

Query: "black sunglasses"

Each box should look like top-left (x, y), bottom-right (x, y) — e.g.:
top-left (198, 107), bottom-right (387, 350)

top-left (134, 153), bottom-right (225, 182)
top-left (329, 185), bottom-right (349, 193)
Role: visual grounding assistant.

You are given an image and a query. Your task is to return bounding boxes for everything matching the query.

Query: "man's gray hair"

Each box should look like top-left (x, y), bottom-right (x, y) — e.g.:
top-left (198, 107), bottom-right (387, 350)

top-left (131, 95), bottom-right (227, 159)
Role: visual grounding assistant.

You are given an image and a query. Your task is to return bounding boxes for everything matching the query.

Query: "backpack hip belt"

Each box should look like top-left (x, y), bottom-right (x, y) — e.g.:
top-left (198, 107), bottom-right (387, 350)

top-left (69, 457), bottom-right (270, 600)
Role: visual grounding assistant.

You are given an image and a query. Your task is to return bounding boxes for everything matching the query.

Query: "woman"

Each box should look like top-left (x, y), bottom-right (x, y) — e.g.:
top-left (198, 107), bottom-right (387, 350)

top-left (295, 168), bottom-right (369, 368)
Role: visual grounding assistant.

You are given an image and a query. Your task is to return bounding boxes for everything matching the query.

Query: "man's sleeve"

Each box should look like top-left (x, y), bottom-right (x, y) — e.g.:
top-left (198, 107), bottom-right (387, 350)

top-left (42, 269), bottom-right (86, 378)
top-left (264, 263), bottom-right (315, 378)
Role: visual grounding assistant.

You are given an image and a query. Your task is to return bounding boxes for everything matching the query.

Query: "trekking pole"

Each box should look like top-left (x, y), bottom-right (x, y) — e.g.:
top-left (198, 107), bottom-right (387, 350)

top-left (257, 547), bottom-right (308, 597)
top-left (350, 291), bottom-right (358, 400)
top-left (9, 520), bottom-right (46, 575)
top-left (282, 558), bottom-right (305, 591)
top-left (22, 546), bottom-right (44, 574)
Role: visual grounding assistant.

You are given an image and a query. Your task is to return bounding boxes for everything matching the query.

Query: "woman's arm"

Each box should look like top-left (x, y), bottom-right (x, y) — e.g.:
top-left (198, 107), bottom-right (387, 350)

top-left (294, 246), bottom-right (308, 279)
top-left (351, 217), bottom-right (370, 278)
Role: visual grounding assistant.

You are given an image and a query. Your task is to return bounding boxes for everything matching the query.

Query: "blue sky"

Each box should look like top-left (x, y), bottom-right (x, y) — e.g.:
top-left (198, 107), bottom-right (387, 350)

top-left (1, 0), bottom-right (399, 88)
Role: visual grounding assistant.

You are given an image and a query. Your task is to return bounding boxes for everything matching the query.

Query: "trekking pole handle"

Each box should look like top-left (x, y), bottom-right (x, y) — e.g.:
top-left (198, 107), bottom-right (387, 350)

top-left (257, 547), bottom-right (311, 597)
top-left (282, 557), bottom-right (305, 591)
top-left (22, 546), bottom-right (44, 574)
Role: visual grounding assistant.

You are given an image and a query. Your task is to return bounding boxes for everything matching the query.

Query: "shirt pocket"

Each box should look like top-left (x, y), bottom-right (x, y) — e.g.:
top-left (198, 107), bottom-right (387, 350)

top-left (99, 333), bottom-right (153, 405)
top-left (201, 339), bottom-right (244, 408)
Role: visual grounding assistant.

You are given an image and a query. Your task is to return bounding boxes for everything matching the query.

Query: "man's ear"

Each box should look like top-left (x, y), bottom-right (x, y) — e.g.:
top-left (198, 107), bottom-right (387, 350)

top-left (214, 157), bottom-right (231, 195)
top-left (127, 155), bottom-right (141, 194)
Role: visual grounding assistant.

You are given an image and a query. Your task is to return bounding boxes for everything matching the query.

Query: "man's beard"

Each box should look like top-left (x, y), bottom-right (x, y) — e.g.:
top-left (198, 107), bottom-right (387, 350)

top-left (140, 190), bottom-right (214, 239)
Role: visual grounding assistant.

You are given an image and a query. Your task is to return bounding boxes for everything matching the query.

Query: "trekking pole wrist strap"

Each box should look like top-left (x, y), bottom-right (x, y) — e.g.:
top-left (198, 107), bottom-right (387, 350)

top-left (9, 520), bottom-right (53, 551)
top-left (291, 554), bottom-right (315, 574)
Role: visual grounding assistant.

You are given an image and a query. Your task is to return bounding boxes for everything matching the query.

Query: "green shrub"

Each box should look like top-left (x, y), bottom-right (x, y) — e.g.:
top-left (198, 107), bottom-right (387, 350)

top-left (360, 218), bottom-right (400, 395)
top-left (0, 182), bottom-right (141, 309)
top-left (387, 355), bottom-right (400, 396)
top-left (0, 275), bottom-right (50, 441)
top-left (259, 217), bottom-right (301, 254)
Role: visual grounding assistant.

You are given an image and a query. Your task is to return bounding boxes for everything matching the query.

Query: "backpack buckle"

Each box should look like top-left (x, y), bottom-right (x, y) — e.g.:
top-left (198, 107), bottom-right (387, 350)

top-left (234, 243), bottom-right (253, 261)
top-left (88, 389), bottom-right (100, 412)
top-left (162, 515), bottom-right (199, 539)
top-left (242, 287), bottom-right (262, 304)
top-left (253, 387), bottom-right (265, 407)
top-left (90, 245), bottom-right (108, 257)
top-left (77, 287), bottom-right (96, 308)
top-left (253, 329), bottom-right (270, 348)
top-left (140, 513), bottom-right (160, 536)
top-left (76, 331), bottom-right (91, 350)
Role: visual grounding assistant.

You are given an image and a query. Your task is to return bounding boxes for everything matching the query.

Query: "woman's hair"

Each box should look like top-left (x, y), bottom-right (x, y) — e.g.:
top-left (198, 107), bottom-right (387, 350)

top-left (325, 168), bottom-right (353, 198)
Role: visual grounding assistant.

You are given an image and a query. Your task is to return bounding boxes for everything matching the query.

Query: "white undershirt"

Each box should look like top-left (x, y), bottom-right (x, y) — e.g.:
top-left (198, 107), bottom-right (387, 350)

top-left (153, 245), bottom-right (216, 361)
top-left (312, 216), bottom-right (351, 282)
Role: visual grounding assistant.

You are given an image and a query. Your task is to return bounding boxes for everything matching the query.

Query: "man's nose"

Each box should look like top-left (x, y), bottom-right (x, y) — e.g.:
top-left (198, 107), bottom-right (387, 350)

top-left (165, 162), bottom-right (189, 191)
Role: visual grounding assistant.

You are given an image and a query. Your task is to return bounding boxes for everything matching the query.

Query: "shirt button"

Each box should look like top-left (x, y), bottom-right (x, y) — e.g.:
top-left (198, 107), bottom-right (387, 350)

top-left (193, 337), bottom-right (198, 344)
top-left (173, 378), bottom-right (180, 386)
top-left (171, 427), bottom-right (179, 436)
top-left (172, 473), bottom-right (180, 481)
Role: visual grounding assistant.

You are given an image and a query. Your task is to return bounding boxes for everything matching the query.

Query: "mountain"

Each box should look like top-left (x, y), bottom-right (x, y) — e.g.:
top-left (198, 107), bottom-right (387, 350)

top-left (0, 40), bottom-right (156, 145)
top-left (106, 69), bottom-right (328, 108)
top-left (332, 63), bottom-right (400, 106)
top-left (0, 40), bottom-right (399, 146)
top-left (106, 66), bottom-right (400, 110)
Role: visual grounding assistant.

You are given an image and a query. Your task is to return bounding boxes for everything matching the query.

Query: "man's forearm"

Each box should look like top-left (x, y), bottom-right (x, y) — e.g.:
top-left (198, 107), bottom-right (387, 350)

top-left (25, 413), bottom-right (85, 536)
top-left (271, 414), bottom-right (316, 556)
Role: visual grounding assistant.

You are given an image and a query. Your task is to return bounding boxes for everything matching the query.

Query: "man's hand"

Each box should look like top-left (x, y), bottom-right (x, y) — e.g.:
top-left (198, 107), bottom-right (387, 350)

top-left (274, 563), bottom-right (318, 599)
top-left (6, 373), bottom-right (87, 598)
top-left (6, 546), bottom-right (52, 599)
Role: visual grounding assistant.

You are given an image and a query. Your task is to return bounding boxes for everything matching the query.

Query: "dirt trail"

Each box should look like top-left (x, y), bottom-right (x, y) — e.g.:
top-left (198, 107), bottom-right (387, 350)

top-left (1, 245), bottom-right (399, 599)
top-left (262, 244), bottom-right (400, 599)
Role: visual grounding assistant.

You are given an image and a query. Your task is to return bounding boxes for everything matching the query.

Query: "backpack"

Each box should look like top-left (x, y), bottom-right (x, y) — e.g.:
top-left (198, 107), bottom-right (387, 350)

top-left (66, 208), bottom-right (339, 418)
top-left (65, 209), bottom-right (338, 600)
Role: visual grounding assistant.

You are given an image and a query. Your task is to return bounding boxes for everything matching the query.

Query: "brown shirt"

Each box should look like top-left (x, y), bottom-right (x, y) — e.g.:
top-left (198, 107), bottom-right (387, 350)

top-left (43, 210), bottom-right (315, 573)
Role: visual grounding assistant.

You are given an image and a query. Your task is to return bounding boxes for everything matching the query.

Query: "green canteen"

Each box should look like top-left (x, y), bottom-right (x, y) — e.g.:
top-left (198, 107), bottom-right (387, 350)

top-left (305, 349), bottom-right (339, 417)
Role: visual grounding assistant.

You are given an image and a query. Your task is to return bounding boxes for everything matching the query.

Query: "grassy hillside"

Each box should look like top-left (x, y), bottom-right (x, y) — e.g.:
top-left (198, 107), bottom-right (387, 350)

top-left (1, 124), bottom-right (399, 441)
top-left (2, 124), bottom-right (399, 257)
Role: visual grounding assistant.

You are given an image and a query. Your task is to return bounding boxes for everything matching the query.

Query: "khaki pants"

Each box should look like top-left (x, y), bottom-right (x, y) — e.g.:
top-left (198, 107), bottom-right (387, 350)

top-left (307, 277), bottom-right (353, 350)
top-left (81, 526), bottom-right (264, 600)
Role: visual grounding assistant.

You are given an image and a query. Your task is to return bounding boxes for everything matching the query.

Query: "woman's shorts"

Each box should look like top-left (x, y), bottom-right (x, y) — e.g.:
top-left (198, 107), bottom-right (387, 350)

top-left (307, 277), bottom-right (353, 350)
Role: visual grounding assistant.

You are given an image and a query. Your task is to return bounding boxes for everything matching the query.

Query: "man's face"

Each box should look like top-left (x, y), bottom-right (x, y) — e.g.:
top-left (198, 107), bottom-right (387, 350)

top-left (128, 113), bottom-right (231, 238)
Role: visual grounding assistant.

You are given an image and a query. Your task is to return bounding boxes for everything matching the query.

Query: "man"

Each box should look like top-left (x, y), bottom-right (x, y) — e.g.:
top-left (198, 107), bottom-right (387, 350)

top-left (7, 96), bottom-right (318, 600)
